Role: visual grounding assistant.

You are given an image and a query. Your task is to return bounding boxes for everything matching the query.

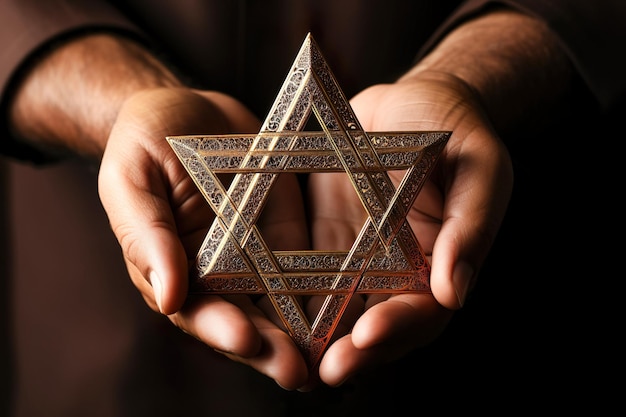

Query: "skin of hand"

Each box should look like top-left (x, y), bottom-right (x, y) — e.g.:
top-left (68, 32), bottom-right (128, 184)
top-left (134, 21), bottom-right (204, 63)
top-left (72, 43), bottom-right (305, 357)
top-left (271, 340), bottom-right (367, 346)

top-left (310, 72), bottom-right (511, 387)
top-left (98, 87), bottom-right (313, 390)
top-left (7, 6), bottom-right (572, 392)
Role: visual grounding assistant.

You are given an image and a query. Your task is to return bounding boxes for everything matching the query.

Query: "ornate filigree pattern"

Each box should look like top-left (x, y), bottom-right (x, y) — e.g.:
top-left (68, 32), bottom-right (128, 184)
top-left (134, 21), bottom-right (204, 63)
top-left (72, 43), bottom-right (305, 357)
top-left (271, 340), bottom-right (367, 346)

top-left (167, 33), bottom-right (450, 369)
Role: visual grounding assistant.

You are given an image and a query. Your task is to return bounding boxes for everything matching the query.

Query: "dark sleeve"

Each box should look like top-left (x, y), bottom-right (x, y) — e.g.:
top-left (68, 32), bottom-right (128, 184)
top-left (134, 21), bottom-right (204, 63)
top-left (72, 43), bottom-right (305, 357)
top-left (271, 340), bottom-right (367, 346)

top-left (0, 0), bottom-right (144, 162)
top-left (417, 0), bottom-right (626, 111)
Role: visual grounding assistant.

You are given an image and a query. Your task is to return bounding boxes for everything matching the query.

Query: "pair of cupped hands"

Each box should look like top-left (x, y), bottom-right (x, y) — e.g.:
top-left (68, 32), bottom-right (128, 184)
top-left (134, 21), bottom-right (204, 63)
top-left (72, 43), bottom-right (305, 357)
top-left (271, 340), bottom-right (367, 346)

top-left (97, 71), bottom-right (513, 391)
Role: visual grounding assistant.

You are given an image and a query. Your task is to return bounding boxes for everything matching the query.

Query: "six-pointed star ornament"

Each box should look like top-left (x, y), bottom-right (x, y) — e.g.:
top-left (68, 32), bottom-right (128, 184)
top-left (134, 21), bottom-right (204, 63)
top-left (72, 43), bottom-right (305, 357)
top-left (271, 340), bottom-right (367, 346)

top-left (167, 33), bottom-right (450, 369)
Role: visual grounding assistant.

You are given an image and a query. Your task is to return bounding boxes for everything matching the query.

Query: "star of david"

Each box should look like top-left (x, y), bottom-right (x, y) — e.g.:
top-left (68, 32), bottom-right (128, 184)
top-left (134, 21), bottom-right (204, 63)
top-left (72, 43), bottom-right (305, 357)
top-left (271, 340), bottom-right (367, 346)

top-left (167, 33), bottom-right (450, 369)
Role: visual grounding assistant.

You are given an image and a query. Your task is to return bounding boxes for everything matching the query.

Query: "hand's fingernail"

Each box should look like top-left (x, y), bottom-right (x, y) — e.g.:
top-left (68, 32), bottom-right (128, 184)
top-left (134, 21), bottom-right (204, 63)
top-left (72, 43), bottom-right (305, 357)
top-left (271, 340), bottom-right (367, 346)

top-left (452, 261), bottom-right (473, 308)
top-left (150, 270), bottom-right (164, 313)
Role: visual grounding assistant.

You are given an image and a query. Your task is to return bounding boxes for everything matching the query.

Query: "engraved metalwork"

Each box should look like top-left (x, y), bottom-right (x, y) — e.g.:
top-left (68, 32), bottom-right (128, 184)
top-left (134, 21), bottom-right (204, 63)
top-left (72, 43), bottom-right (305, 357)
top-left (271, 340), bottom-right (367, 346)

top-left (167, 33), bottom-right (450, 369)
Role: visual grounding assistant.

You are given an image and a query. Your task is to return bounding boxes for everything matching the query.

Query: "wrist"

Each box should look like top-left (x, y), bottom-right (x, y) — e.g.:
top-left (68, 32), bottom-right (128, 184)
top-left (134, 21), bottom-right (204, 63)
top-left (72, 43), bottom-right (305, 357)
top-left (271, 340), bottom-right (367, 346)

top-left (401, 7), bottom-right (573, 133)
top-left (8, 33), bottom-right (182, 160)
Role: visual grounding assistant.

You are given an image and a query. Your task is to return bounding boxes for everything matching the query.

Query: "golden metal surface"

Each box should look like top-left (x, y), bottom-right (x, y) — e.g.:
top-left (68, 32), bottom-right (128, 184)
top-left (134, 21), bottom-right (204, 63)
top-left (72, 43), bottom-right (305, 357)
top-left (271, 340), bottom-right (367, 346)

top-left (167, 33), bottom-right (450, 369)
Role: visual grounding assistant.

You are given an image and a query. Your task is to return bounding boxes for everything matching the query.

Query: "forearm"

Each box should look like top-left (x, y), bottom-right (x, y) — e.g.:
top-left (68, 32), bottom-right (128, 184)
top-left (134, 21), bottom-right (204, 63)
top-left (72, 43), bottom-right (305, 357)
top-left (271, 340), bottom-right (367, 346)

top-left (7, 33), bottom-right (182, 160)
top-left (401, 7), bottom-right (574, 133)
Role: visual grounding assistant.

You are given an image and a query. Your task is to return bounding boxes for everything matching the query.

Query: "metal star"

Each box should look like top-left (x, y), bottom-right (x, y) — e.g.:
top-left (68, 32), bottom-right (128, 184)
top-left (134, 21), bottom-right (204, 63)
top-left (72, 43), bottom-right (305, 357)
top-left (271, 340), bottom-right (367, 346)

top-left (167, 33), bottom-right (450, 369)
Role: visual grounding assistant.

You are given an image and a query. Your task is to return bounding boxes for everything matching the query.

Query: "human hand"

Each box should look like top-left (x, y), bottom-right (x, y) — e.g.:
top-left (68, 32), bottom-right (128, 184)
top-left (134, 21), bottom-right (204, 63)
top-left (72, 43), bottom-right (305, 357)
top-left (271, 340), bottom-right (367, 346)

top-left (308, 71), bottom-right (513, 387)
top-left (6, 32), bottom-right (313, 389)
top-left (98, 87), bottom-right (312, 389)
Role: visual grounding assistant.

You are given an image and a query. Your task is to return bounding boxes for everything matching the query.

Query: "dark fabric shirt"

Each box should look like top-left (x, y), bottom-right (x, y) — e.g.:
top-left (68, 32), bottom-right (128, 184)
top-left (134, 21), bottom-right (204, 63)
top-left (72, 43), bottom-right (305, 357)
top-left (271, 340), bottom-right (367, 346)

top-left (0, 0), bottom-right (625, 161)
